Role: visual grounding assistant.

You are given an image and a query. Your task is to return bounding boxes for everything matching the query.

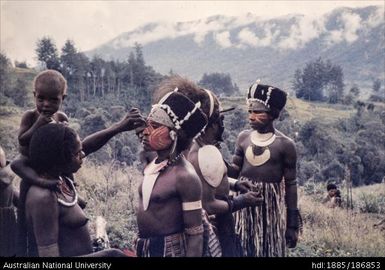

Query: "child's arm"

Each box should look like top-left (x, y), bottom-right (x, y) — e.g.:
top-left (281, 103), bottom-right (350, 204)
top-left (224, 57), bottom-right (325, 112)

top-left (11, 156), bottom-right (60, 190)
top-left (18, 111), bottom-right (52, 147)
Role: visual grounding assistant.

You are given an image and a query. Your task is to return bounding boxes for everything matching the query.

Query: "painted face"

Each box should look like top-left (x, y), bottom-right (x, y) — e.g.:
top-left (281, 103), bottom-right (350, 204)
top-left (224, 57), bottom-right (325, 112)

top-left (328, 189), bottom-right (337, 197)
top-left (65, 136), bottom-right (85, 174)
top-left (143, 120), bottom-right (173, 151)
top-left (248, 110), bottom-right (272, 130)
top-left (34, 84), bottom-right (64, 117)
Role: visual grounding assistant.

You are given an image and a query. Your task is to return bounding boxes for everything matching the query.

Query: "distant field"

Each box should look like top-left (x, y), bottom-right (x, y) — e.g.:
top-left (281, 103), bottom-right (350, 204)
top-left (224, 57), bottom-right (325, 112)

top-left (221, 96), bottom-right (356, 123)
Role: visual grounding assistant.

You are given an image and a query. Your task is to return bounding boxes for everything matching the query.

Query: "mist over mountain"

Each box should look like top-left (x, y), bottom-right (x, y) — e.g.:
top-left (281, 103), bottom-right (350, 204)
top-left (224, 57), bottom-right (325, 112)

top-left (86, 5), bottom-right (384, 93)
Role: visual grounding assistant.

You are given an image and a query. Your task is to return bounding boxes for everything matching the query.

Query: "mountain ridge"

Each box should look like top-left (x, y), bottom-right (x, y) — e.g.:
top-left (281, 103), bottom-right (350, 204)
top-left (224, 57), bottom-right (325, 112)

top-left (86, 5), bottom-right (384, 92)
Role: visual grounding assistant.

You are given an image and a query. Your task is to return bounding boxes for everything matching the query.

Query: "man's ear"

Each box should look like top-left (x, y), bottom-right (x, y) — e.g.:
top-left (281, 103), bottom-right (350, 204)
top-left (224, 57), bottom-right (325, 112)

top-left (33, 91), bottom-right (36, 97)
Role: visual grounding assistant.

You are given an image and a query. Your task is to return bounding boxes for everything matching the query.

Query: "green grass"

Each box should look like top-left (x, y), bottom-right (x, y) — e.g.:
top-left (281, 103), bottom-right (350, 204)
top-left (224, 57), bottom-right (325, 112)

top-left (290, 184), bottom-right (385, 257)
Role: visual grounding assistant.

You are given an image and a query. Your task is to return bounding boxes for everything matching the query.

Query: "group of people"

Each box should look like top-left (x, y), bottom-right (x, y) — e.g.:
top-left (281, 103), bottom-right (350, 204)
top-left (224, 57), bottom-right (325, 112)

top-left (0, 69), bottom-right (301, 257)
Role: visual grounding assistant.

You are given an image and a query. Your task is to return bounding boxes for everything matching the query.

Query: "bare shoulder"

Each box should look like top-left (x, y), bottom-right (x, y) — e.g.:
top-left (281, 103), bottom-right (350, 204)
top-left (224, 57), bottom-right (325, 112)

top-left (275, 130), bottom-right (296, 156)
top-left (275, 129), bottom-right (295, 145)
top-left (27, 185), bottom-right (57, 206)
top-left (237, 129), bottom-right (252, 142)
top-left (175, 160), bottom-right (202, 201)
top-left (186, 145), bottom-right (199, 166)
top-left (176, 159), bottom-right (202, 188)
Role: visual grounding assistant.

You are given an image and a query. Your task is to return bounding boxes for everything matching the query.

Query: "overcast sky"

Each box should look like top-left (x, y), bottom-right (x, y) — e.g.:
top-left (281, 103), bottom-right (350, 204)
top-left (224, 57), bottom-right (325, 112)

top-left (1, 0), bottom-right (383, 65)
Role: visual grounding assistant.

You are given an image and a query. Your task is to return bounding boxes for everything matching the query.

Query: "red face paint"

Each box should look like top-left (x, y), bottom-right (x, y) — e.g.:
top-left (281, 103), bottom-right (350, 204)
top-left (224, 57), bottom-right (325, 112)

top-left (144, 122), bottom-right (173, 151)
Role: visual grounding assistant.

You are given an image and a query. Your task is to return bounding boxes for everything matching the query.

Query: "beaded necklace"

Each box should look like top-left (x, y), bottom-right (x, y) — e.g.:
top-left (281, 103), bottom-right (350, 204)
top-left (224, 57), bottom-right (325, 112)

top-left (163, 153), bottom-right (184, 170)
top-left (57, 176), bottom-right (78, 207)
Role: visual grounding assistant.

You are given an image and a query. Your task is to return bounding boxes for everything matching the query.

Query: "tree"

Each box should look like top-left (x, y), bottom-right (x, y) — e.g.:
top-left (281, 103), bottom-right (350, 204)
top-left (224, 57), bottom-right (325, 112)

top-left (350, 85), bottom-right (360, 97)
top-left (0, 52), bottom-right (12, 97)
top-left (60, 40), bottom-right (78, 77)
top-left (14, 61), bottom-right (28, 68)
top-left (198, 72), bottom-right (239, 96)
top-left (372, 79), bottom-right (381, 93)
top-left (126, 52), bottom-right (135, 87)
top-left (35, 37), bottom-right (60, 70)
top-left (292, 58), bottom-right (344, 103)
top-left (12, 78), bottom-right (29, 107)
top-left (325, 62), bottom-right (344, 103)
top-left (60, 40), bottom-right (90, 101)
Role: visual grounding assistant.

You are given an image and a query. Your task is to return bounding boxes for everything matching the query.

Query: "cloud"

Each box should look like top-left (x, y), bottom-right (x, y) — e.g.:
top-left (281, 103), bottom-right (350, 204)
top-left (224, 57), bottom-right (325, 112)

top-left (113, 22), bottom-right (179, 48)
top-left (278, 16), bottom-right (325, 49)
top-left (325, 11), bottom-right (362, 45)
top-left (111, 14), bottom-right (256, 48)
top-left (237, 28), bottom-right (259, 46)
top-left (367, 6), bottom-right (384, 27)
top-left (112, 15), bottom-right (237, 48)
top-left (214, 31), bottom-right (232, 48)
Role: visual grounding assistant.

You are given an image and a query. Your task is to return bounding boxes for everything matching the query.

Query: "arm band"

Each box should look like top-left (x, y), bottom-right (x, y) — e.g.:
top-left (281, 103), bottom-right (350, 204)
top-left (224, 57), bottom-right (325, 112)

top-left (184, 224), bottom-right (204, 236)
top-left (285, 179), bottom-right (297, 186)
top-left (182, 200), bottom-right (202, 211)
top-left (228, 177), bottom-right (238, 190)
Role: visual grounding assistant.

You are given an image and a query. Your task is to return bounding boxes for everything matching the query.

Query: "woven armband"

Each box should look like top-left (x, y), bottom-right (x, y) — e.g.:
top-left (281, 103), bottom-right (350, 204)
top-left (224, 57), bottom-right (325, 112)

top-left (184, 224), bottom-right (204, 236)
top-left (182, 200), bottom-right (202, 211)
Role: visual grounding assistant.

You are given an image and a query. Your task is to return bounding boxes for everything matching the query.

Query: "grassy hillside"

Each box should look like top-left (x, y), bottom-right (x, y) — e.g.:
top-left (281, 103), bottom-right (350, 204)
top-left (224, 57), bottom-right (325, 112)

top-left (1, 93), bottom-right (384, 256)
top-left (77, 161), bottom-right (385, 255)
top-left (222, 96), bottom-right (356, 124)
top-left (290, 183), bottom-right (385, 257)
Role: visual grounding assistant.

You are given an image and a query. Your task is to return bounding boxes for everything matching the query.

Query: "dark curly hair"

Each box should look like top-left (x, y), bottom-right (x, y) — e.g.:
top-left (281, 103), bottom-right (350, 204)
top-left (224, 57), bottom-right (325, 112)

top-left (29, 124), bottom-right (78, 174)
top-left (33, 69), bottom-right (67, 95)
top-left (327, 183), bottom-right (337, 191)
top-left (153, 75), bottom-right (220, 121)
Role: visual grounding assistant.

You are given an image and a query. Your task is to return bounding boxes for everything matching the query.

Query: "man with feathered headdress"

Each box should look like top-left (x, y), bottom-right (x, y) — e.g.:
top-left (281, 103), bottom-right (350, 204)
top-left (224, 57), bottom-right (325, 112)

top-left (227, 81), bottom-right (301, 257)
top-left (136, 79), bottom-right (223, 257)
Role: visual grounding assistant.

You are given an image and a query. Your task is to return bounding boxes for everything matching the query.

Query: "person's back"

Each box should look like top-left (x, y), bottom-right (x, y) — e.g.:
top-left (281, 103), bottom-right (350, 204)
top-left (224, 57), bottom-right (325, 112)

top-left (0, 146), bottom-right (18, 257)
